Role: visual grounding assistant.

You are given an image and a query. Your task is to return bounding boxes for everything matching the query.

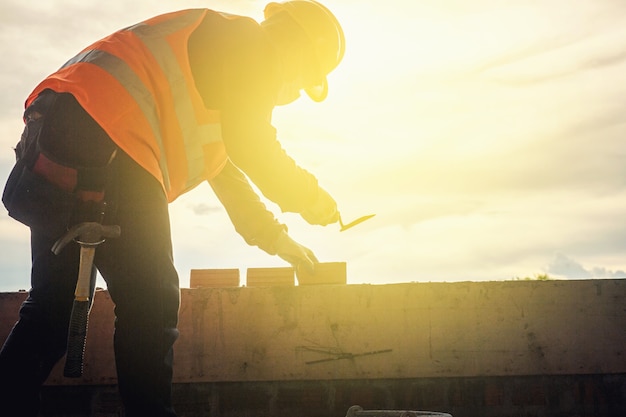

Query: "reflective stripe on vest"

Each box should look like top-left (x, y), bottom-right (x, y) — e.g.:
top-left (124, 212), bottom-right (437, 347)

top-left (63, 48), bottom-right (173, 191)
top-left (27, 9), bottom-right (228, 201)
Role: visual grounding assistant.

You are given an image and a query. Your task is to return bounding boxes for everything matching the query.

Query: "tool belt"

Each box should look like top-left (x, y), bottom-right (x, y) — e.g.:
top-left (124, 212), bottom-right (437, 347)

top-left (2, 90), bottom-right (112, 238)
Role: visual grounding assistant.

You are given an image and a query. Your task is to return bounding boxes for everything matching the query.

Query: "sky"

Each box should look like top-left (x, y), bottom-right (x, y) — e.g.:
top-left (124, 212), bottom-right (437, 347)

top-left (0, 0), bottom-right (624, 292)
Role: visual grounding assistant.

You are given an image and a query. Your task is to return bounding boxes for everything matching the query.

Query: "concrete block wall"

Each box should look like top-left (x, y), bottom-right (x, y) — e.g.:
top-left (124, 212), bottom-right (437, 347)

top-left (33, 375), bottom-right (626, 417)
top-left (1, 278), bottom-right (625, 416)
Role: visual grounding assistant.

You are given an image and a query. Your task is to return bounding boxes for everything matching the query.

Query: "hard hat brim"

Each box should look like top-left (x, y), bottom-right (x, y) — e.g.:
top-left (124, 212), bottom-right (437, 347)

top-left (304, 79), bottom-right (328, 102)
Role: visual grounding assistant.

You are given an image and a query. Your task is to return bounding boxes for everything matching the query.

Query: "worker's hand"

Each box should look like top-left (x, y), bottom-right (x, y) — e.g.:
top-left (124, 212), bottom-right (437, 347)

top-left (301, 187), bottom-right (340, 226)
top-left (274, 231), bottom-right (318, 273)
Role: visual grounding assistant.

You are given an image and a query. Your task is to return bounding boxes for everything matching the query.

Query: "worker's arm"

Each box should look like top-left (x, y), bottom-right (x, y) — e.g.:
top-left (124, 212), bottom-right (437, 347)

top-left (208, 159), bottom-right (318, 270)
top-left (208, 159), bottom-right (285, 253)
top-left (221, 109), bottom-right (324, 214)
top-left (219, 46), bottom-right (319, 213)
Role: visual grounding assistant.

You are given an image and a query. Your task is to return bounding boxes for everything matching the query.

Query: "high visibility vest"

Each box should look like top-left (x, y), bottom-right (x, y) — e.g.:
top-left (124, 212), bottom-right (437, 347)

top-left (26, 9), bottom-right (231, 202)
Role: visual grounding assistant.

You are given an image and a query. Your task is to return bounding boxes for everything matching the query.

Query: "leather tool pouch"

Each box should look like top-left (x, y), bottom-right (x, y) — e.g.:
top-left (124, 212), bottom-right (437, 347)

top-left (2, 93), bottom-right (77, 238)
top-left (3, 158), bottom-right (76, 238)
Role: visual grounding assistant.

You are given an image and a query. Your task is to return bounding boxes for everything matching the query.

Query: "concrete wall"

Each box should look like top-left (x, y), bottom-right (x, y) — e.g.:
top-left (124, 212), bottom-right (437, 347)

top-left (1, 279), bottom-right (625, 416)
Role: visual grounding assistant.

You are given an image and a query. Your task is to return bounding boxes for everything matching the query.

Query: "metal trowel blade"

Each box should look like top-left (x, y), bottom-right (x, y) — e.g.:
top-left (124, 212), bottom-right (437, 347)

top-left (339, 214), bottom-right (376, 232)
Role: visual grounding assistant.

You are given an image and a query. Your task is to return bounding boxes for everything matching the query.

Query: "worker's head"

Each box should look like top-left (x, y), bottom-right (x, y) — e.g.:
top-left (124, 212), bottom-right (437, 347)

top-left (261, 0), bottom-right (345, 105)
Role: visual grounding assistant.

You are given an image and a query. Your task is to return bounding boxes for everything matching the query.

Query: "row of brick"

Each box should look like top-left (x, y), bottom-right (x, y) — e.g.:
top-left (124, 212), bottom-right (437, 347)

top-left (37, 374), bottom-right (626, 417)
top-left (190, 262), bottom-right (347, 288)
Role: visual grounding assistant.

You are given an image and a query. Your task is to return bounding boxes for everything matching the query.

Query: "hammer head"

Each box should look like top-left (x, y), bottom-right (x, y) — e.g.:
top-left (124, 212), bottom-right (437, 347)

top-left (52, 222), bottom-right (121, 255)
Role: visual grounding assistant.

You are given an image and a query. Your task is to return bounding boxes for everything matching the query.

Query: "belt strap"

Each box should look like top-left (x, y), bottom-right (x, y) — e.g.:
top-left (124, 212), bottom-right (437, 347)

top-left (32, 153), bottom-right (107, 202)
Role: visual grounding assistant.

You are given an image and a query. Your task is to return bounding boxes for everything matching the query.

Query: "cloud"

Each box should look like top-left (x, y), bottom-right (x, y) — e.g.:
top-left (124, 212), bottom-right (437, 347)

top-left (546, 253), bottom-right (591, 279)
top-left (189, 203), bottom-right (222, 216)
top-left (546, 252), bottom-right (626, 279)
top-left (0, 219), bottom-right (31, 291)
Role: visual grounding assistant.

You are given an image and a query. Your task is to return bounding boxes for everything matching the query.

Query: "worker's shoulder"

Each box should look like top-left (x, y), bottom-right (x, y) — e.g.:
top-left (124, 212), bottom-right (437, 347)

top-left (202, 9), bottom-right (263, 35)
top-left (194, 9), bottom-right (268, 54)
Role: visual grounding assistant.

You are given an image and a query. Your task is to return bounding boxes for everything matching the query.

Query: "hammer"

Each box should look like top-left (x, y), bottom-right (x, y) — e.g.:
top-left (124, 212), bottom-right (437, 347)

top-left (52, 221), bottom-right (120, 378)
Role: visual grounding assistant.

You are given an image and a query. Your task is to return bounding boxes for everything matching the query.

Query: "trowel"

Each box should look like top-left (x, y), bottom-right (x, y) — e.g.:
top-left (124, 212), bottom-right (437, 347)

top-left (338, 213), bottom-right (375, 232)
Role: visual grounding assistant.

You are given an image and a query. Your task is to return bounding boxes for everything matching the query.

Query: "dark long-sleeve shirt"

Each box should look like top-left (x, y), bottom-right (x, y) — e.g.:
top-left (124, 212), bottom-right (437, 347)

top-left (188, 12), bottom-right (321, 252)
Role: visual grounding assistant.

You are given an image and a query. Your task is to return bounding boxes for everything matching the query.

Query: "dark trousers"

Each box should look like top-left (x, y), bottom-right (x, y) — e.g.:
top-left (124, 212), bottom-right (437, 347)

top-left (0, 93), bottom-right (180, 417)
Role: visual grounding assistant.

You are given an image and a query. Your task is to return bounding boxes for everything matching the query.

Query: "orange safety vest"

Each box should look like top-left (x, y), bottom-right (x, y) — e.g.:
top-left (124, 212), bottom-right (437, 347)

top-left (26, 9), bottom-right (231, 202)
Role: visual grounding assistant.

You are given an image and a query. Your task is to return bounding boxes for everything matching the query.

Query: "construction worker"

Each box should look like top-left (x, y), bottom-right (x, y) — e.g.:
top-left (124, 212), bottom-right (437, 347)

top-left (0, 1), bottom-right (344, 416)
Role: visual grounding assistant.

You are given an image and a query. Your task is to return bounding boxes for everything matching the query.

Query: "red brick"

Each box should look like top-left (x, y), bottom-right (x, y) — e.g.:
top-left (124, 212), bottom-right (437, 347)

top-left (511, 384), bottom-right (547, 406)
top-left (484, 382), bottom-right (504, 406)
top-left (246, 267), bottom-right (294, 287)
top-left (190, 268), bottom-right (240, 288)
top-left (297, 262), bottom-right (347, 285)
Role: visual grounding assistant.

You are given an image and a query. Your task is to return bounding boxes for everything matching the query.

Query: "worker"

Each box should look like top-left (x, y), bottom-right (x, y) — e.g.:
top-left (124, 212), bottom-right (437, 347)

top-left (0, 1), bottom-right (344, 416)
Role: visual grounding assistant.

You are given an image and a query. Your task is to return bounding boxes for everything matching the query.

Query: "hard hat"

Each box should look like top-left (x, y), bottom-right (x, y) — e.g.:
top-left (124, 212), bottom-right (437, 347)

top-left (264, 0), bottom-right (345, 102)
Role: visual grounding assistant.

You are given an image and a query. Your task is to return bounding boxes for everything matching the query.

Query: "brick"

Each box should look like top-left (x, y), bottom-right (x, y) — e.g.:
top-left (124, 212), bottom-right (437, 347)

top-left (218, 383), bottom-right (272, 415)
top-left (247, 267), bottom-right (294, 287)
top-left (334, 383), bottom-right (388, 410)
top-left (447, 379), bottom-right (485, 408)
top-left (190, 268), bottom-right (240, 288)
top-left (297, 262), bottom-right (347, 285)
top-left (415, 382), bottom-right (447, 409)
top-left (511, 383), bottom-right (547, 406)
top-left (276, 384), bottom-right (328, 410)
top-left (484, 382), bottom-right (505, 406)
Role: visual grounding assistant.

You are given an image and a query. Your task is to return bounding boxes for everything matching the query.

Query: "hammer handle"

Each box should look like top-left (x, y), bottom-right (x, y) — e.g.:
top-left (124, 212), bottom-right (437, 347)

top-left (63, 299), bottom-right (90, 378)
top-left (64, 246), bottom-right (97, 378)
